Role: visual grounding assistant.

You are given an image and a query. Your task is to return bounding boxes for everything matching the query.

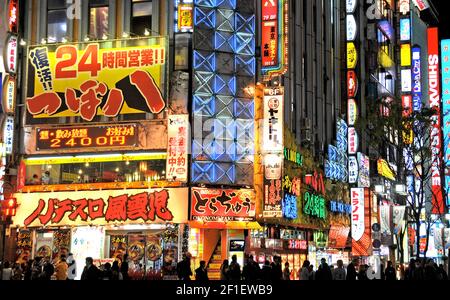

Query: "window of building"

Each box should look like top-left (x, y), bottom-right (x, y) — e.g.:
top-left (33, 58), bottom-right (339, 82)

top-left (131, 0), bottom-right (153, 36)
top-left (47, 0), bottom-right (68, 42)
top-left (89, 0), bottom-right (109, 39)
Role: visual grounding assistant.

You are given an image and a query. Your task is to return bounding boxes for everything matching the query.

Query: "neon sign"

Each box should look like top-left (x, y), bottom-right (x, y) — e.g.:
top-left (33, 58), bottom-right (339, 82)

top-left (36, 124), bottom-right (138, 151)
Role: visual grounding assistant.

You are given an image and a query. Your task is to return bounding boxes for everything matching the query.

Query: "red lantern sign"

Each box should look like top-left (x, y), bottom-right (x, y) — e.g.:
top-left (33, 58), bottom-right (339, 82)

top-left (347, 70), bottom-right (358, 97)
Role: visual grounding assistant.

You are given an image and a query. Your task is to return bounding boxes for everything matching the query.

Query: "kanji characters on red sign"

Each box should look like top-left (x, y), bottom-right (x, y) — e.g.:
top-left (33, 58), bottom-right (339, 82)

top-left (22, 191), bottom-right (175, 226)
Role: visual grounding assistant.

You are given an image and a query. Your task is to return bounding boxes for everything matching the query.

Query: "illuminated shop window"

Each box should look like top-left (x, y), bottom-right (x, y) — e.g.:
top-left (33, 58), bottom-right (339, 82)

top-left (24, 154), bottom-right (166, 186)
top-left (47, 0), bottom-right (68, 43)
top-left (89, 0), bottom-right (109, 40)
top-left (131, 0), bottom-right (153, 36)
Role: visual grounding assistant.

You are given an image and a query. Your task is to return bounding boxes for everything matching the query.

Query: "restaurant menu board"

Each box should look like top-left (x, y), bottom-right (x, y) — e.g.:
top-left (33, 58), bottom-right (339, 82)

top-left (16, 229), bottom-right (33, 265)
top-left (110, 235), bottom-right (128, 263)
top-left (52, 229), bottom-right (71, 262)
top-left (36, 124), bottom-right (138, 151)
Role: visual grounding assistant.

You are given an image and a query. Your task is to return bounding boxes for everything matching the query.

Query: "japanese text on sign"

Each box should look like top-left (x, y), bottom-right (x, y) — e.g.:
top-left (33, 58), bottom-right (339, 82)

top-left (26, 38), bottom-right (167, 124)
top-left (166, 115), bottom-right (188, 182)
top-left (191, 188), bottom-right (256, 222)
top-left (36, 124), bottom-right (137, 151)
top-left (13, 189), bottom-right (189, 227)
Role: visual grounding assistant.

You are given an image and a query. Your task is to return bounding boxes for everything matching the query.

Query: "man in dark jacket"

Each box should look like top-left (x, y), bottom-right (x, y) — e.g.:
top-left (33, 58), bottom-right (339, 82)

top-left (242, 255), bottom-right (261, 280)
top-left (385, 261), bottom-right (397, 280)
top-left (81, 257), bottom-right (100, 280)
top-left (315, 258), bottom-right (333, 280)
top-left (195, 261), bottom-right (209, 281)
top-left (270, 256), bottom-right (282, 281)
top-left (177, 253), bottom-right (193, 280)
top-left (229, 255), bottom-right (242, 280)
top-left (346, 259), bottom-right (358, 280)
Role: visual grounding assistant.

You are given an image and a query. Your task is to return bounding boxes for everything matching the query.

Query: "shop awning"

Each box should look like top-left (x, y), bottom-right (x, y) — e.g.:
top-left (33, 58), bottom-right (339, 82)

top-left (188, 221), bottom-right (262, 230)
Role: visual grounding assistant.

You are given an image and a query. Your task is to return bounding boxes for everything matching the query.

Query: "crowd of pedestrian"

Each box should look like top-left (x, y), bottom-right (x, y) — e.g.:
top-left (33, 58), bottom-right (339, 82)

top-left (2, 254), bottom-right (448, 281)
top-left (0, 253), bottom-right (131, 280)
top-left (175, 254), bottom-right (449, 281)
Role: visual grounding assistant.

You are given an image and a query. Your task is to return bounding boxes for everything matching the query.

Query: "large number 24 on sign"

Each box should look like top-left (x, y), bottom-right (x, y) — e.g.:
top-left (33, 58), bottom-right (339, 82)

top-left (56, 44), bottom-right (101, 78)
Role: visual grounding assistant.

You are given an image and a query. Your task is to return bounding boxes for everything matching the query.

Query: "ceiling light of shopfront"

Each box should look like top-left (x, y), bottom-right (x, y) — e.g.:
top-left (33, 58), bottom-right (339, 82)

top-left (61, 37), bottom-right (68, 43)
top-left (395, 184), bottom-right (407, 195)
top-left (23, 152), bottom-right (167, 165)
top-left (144, 28), bottom-right (150, 36)
top-left (102, 33), bottom-right (108, 40)
top-left (84, 35), bottom-right (90, 42)
top-left (20, 39), bottom-right (26, 46)
top-left (122, 32), bottom-right (129, 38)
top-left (41, 38), bottom-right (47, 44)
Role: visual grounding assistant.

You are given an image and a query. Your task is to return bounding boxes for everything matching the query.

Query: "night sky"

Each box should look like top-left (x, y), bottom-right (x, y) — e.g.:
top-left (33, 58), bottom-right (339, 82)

top-left (430, 0), bottom-right (450, 39)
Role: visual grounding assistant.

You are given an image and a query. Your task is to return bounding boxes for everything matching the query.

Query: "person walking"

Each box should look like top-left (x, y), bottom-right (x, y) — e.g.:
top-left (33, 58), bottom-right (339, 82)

top-left (299, 260), bottom-right (311, 280)
top-left (282, 262), bottom-right (291, 280)
top-left (220, 259), bottom-right (230, 280)
top-left (111, 261), bottom-right (122, 280)
top-left (270, 256), bottom-right (282, 281)
top-left (424, 259), bottom-right (438, 280)
top-left (308, 265), bottom-right (315, 280)
top-left (332, 260), bottom-right (346, 280)
top-left (195, 261), bottom-right (209, 281)
top-left (315, 258), bottom-right (332, 280)
top-left (31, 257), bottom-right (43, 280)
top-left (437, 264), bottom-right (448, 280)
top-left (23, 260), bottom-right (33, 280)
top-left (11, 263), bottom-right (22, 280)
top-left (81, 257), bottom-right (101, 280)
top-left (54, 255), bottom-right (68, 280)
top-left (346, 259), bottom-right (358, 280)
top-left (177, 253), bottom-right (193, 280)
top-left (357, 264), bottom-right (368, 280)
top-left (120, 254), bottom-right (130, 280)
top-left (1, 261), bottom-right (13, 280)
top-left (229, 255), bottom-right (241, 280)
top-left (404, 259), bottom-right (415, 280)
top-left (385, 261), bottom-right (396, 280)
top-left (101, 262), bottom-right (113, 280)
top-left (412, 259), bottom-right (424, 280)
top-left (261, 260), bottom-right (272, 281)
top-left (40, 258), bottom-right (55, 280)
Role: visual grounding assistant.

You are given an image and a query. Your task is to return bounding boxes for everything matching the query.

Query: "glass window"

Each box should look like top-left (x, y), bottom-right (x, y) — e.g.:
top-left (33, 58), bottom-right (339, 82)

top-left (25, 159), bottom-right (166, 186)
top-left (131, 0), bottom-right (153, 36)
top-left (89, 0), bottom-right (109, 39)
top-left (47, 0), bottom-right (68, 42)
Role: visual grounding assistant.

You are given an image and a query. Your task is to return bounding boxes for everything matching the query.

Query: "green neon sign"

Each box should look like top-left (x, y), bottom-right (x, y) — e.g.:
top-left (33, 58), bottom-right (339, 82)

top-left (284, 147), bottom-right (303, 166)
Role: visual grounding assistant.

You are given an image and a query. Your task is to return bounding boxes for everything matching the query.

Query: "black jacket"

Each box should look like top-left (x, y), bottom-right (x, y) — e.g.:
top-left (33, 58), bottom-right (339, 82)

top-left (385, 266), bottom-right (396, 280)
top-left (346, 263), bottom-right (357, 280)
top-left (315, 264), bottom-right (333, 280)
top-left (195, 267), bottom-right (209, 281)
top-left (81, 265), bottom-right (101, 280)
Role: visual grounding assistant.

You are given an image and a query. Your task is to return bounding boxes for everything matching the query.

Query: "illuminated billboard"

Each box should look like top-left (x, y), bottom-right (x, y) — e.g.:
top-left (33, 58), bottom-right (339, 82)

top-left (25, 37), bottom-right (168, 125)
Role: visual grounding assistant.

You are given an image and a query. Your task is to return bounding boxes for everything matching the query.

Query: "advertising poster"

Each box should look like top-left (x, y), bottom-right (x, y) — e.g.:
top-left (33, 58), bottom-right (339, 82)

top-left (351, 188), bottom-right (371, 256)
top-left (35, 231), bottom-right (53, 260)
top-left (328, 226), bottom-right (350, 248)
top-left (261, 0), bottom-right (279, 68)
top-left (109, 235), bottom-right (128, 263)
top-left (191, 188), bottom-right (256, 221)
top-left (392, 206), bottom-right (406, 235)
top-left (444, 228), bottom-right (450, 251)
top-left (263, 179), bottom-right (283, 218)
top-left (380, 204), bottom-right (392, 235)
top-left (357, 152), bottom-right (370, 187)
top-left (25, 37), bottom-right (168, 125)
top-left (128, 234), bottom-right (146, 279)
top-left (52, 229), bottom-right (71, 262)
top-left (15, 229), bottom-right (32, 264)
top-left (145, 235), bottom-right (163, 279)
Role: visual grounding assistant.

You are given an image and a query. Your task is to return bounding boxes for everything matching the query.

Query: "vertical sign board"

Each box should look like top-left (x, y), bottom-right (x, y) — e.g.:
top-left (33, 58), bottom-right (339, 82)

top-left (262, 87), bottom-right (284, 153)
top-left (412, 47), bottom-right (422, 112)
top-left (428, 28), bottom-right (444, 214)
top-left (441, 39), bottom-right (450, 206)
top-left (166, 115), bottom-right (189, 183)
top-left (262, 86), bottom-right (284, 218)
top-left (351, 188), bottom-right (371, 256)
top-left (261, 0), bottom-right (288, 77)
top-left (261, 0), bottom-right (279, 68)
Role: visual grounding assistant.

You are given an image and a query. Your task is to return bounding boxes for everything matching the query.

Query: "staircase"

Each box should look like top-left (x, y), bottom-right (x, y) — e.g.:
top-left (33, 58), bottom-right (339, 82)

top-left (208, 241), bottom-right (222, 280)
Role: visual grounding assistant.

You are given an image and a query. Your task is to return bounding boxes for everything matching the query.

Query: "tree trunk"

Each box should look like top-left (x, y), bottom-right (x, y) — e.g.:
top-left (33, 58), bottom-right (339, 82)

top-left (415, 219), bottom-right (421, 260)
